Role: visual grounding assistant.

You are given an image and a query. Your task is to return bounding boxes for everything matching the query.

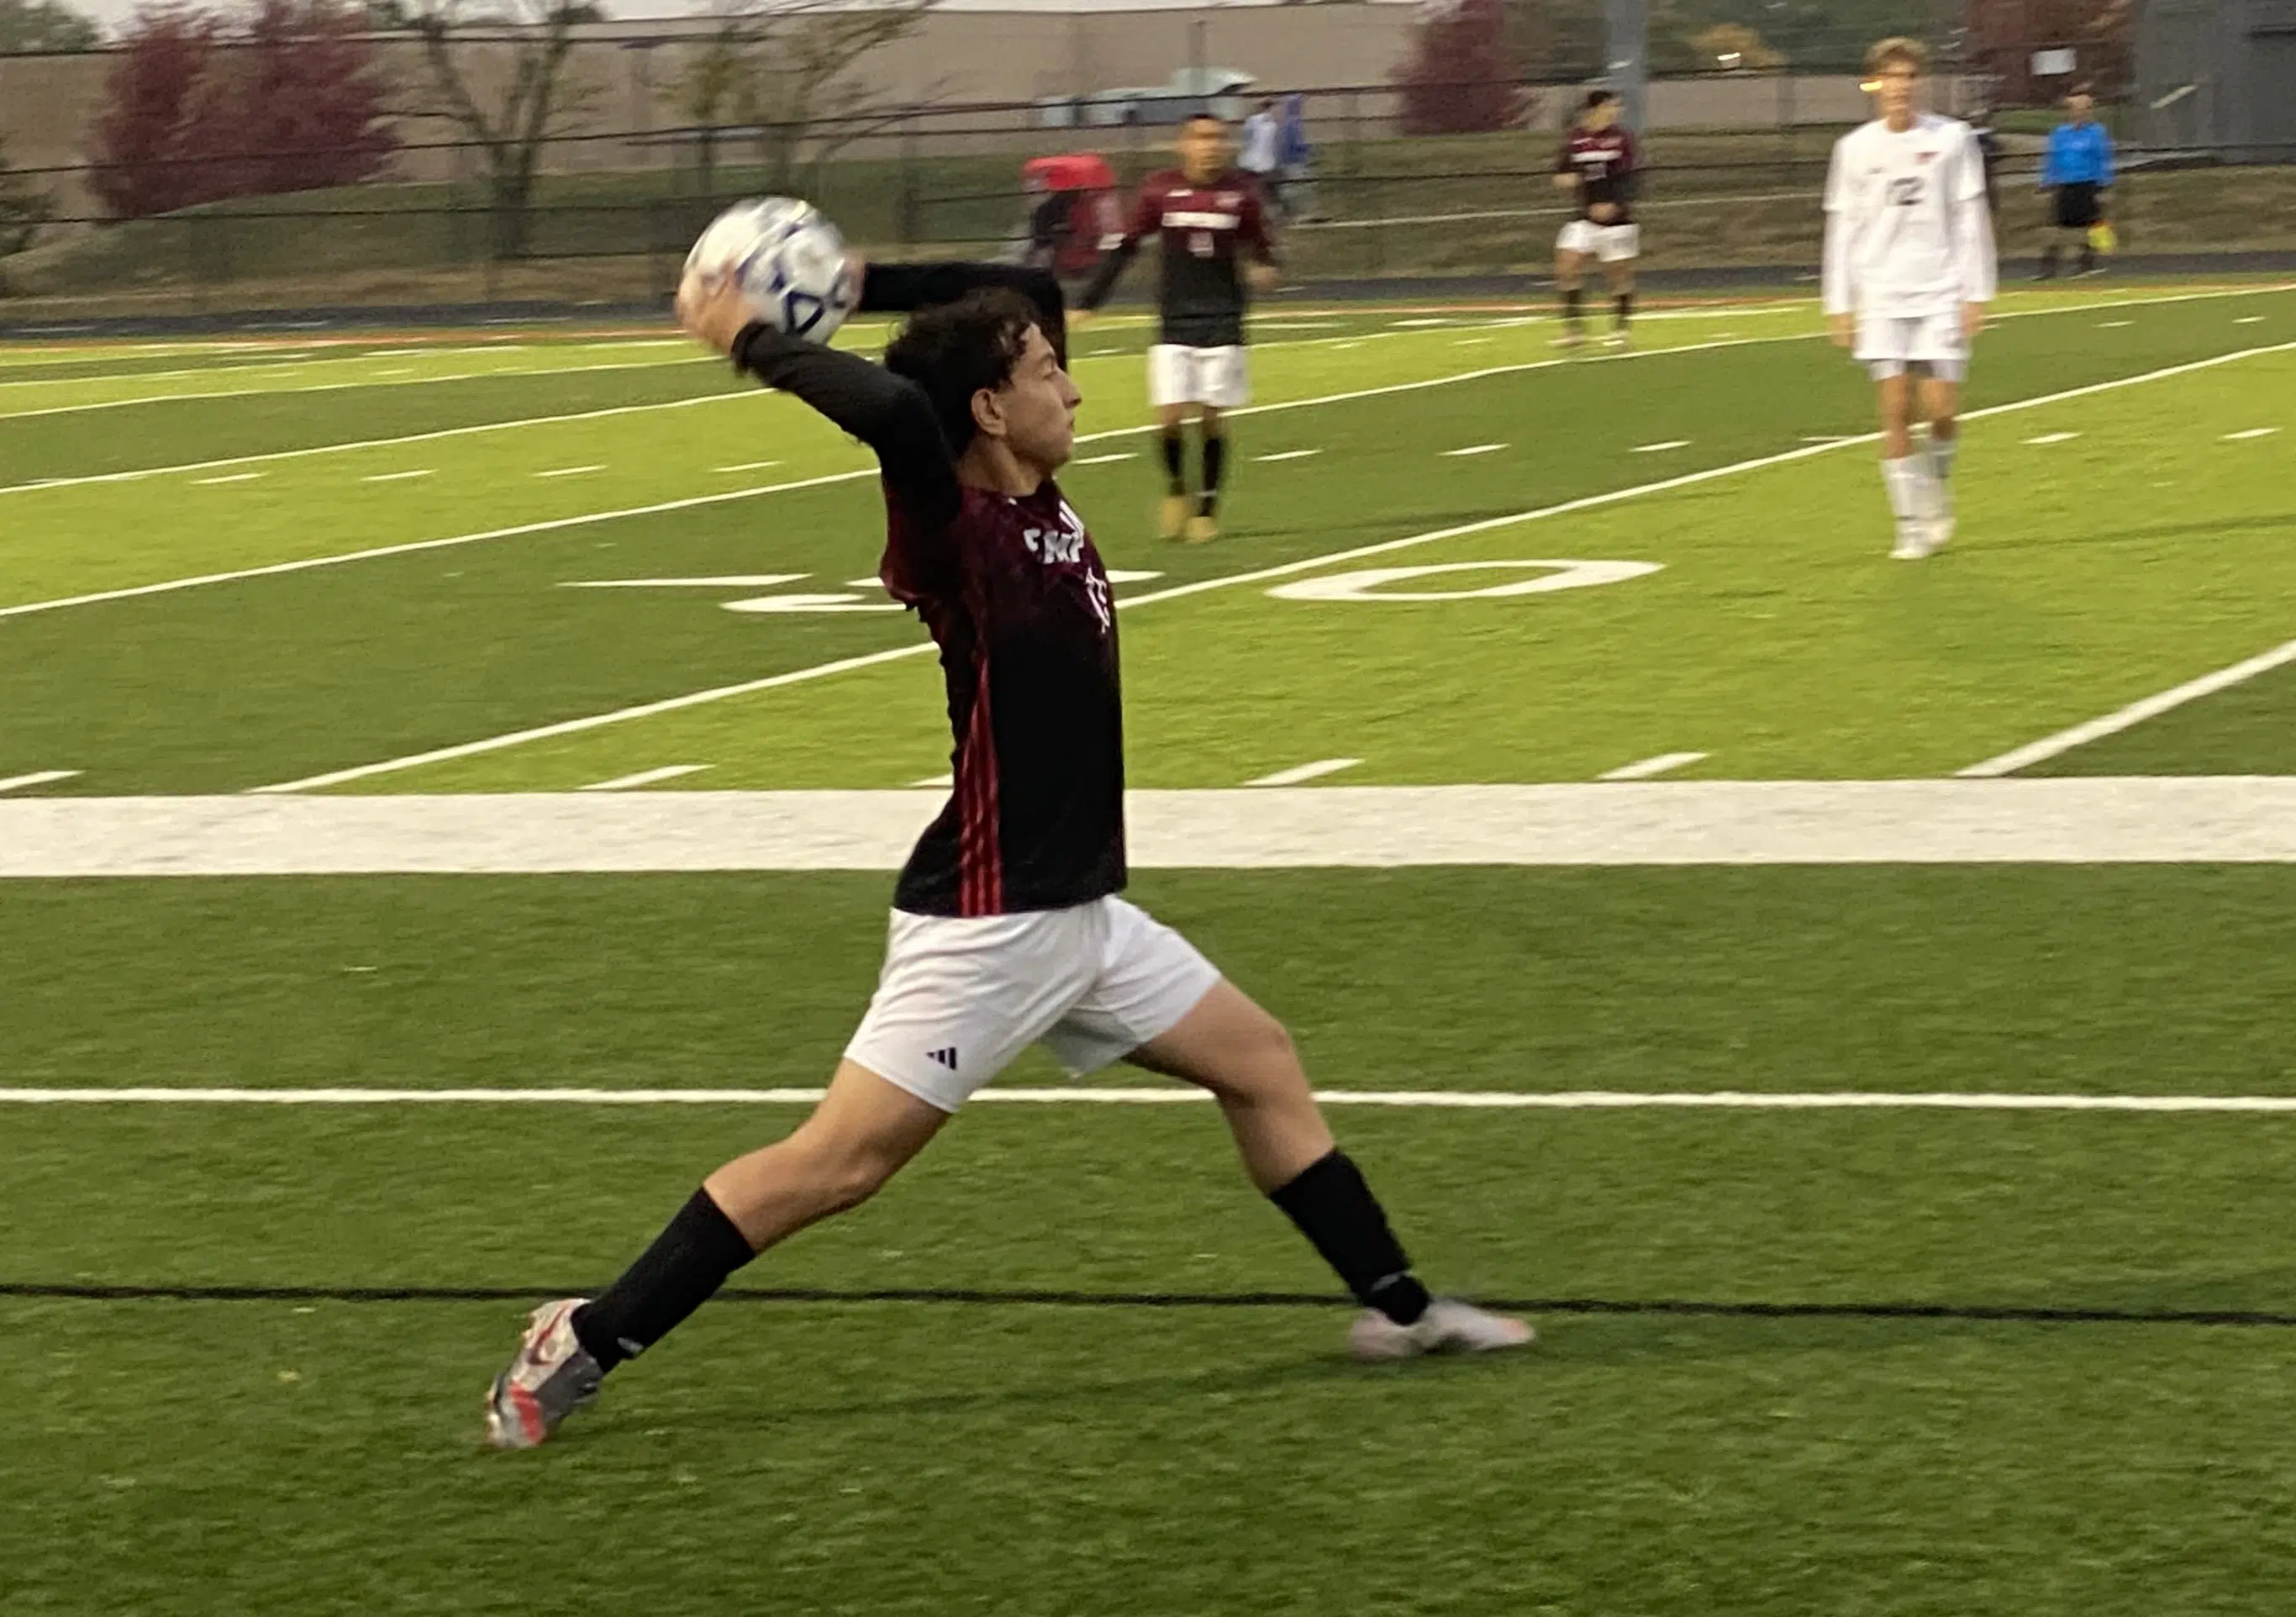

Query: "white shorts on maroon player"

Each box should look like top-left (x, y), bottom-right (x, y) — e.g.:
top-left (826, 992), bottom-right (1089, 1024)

top-left (1556, 220), bottom-right (1640, 261)
top-left (843, 896), bottom-right (1222, 1113)
top-left (1147, 344), bottom-right (1251, 408)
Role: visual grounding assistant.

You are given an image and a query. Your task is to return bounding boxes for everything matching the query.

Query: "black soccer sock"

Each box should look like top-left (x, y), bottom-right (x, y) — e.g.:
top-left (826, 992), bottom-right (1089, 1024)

top-left (571, 1187), bottom-right (756, 1372)
top-left (1614, 289), bottom-right (1635, 330)
top-left (1561, 285), bottom-right (1585, 327)
top-left (2038, 243), bottom-right (2060, 279)
top-left (1199, 433), bottom-right (1227, 516)
top-left (1269, 1150), bottom-right (1432, 1326)
top-left (1160, 429), bottom-right (1187, 495)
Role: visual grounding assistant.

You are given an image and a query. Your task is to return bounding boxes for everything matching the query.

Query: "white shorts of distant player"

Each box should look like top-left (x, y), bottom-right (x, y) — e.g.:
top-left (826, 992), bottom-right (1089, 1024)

top-left (1147, 344), bottom-right (1252, 409)
top-left (1555, 220), bottom-right (1641, 262)
top-left (1856, 310), bottom-right (1968, 383)
top-left (844, 896), bottom-right (1222, 1112)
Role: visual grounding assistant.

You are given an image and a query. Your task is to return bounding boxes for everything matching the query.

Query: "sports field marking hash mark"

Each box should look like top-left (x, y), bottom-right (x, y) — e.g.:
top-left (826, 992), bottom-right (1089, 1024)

top-left (247, 339), bottom-right (2296, 793)
top-left (361, 469), bottom-right (434, 483)
top-left (193, 472), bottom-right (264, 485)
top-left (1631, 440), bottom-right (1693, 453)
top-left (1443, 443), bottom-right (1508, 457)
top-left (0, 770), bottom-right (79, 793)
top-left (1254, 450), bottom-right (1321, 462)
top-left (2025, 432), bottom-right (2082, 445)
top-left (2224, 427), bottom-right (2282, 441)
top-left (1599, 752), bottom-right (1708, 781)
top-left (577, 765), bottom-right (710, 792)
top-left (1245, 759), bottom-right (1362, 787)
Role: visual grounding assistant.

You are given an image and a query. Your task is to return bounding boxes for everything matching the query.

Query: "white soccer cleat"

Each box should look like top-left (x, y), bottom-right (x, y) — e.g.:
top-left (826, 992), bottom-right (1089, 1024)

top-left (1890, 522), bottom-right (1934, 561)
top-left (1348, 1298), bottom-right (1535, 1362)
top-left (1925, 513), bottom-right (1956, 555)
top-left (485, 1298), bottom-right (604, 1450)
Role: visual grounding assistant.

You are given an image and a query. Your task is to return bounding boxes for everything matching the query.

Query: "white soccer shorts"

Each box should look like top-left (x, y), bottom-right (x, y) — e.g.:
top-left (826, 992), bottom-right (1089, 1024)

top-left (1147, 344), bottom-right (1251, 408)
top-left (1556, 220), bottom-right (1641, 262)
top-left (843, 896), bottom-right (1223, 1113)
top-left (1856, 311), bottom-right (1968, 382)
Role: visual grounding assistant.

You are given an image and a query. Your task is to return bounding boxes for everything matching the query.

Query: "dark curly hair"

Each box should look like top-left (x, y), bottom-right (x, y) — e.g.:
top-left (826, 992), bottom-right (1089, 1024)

top-left (882, 287), bottom-right (1042, 454)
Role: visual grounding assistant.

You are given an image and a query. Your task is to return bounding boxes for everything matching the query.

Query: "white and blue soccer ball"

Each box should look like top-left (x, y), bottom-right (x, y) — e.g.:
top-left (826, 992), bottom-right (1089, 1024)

top-left (683, 197), bottom-right (857, 344)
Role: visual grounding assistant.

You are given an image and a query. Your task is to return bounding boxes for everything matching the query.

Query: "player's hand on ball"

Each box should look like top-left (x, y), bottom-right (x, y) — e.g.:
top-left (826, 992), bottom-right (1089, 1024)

top-left (677, 273), bottom-right (753, 356)
top-left (1247, 262), bottom-right (1281, 294)
top-left (1828, 313), bottom-right (1855, 349)
top-left (1961, 303), bottom-right (1988, 341)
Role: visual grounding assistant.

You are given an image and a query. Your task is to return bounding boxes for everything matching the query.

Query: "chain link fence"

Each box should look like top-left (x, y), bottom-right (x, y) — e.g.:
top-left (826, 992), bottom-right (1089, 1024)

top-left (3, 73), bottom-right (2293, 320)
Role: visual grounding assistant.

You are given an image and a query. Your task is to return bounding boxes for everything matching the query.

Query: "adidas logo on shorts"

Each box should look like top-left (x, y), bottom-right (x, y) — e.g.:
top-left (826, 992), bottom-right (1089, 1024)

top-left (926, 1047), bottom-right (959, 1072)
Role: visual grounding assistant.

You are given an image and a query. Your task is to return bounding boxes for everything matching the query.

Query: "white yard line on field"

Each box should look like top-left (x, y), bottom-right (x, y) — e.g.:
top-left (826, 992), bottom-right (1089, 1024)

top-left (249, 338), bottom-right (2296, 795)
top-left (1958, 635), bottom-right (2296, 778)
top-left (14, 1085), bottom-right (2296, 1112)
top-left (15, 778), bottom-right (2296, 874)
top-left (0, 333), bottom-right (1806, 622)
top-left (0, 351), bottom-right (720, 420)
top-left (0, 327), bottom-right (1782, 501)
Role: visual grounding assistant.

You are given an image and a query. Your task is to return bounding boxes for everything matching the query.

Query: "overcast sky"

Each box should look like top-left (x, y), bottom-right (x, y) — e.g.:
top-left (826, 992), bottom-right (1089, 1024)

top-left (68, 0), bottom-right (1363, 29)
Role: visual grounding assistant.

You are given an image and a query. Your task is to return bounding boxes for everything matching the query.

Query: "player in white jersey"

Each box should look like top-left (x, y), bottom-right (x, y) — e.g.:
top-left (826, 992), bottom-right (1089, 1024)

top-left (1822, 37), bottom-right (1997, 560)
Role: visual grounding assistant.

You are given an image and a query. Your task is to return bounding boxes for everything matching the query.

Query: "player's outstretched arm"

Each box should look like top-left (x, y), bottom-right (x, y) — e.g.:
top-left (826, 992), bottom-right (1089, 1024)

top-left (857, 260), bottom-right (1070, 367)
top-left (677, 275), bottom-right (960, 531)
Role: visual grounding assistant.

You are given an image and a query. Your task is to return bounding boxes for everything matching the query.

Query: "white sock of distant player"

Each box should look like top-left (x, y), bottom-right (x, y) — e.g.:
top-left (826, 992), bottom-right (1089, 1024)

top-left (1925, 433), bottom-right (1959, 512)
top-left (1880, 456), bottom-right (1933, 529)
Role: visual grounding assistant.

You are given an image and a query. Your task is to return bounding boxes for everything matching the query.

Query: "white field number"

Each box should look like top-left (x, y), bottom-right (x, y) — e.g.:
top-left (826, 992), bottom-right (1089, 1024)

top-left (1267, 560), bottom-right (1661, 603)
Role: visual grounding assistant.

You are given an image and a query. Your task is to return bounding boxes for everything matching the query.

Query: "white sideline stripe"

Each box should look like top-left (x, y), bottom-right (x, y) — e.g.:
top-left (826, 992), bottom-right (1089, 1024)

top-left (16, 780), bottom-right (2296, 877)
top-left (13, 1086), bottom-right (2296, 1114)
top-left (1247, 758), bottom-right (1361, 787)
top-left (1600, 752), bottom-right (1707, 782)
top-left (0, 332), bottom-right (1796, 621)
top-left (1959, 637), bottom-right (2296, 777)
top-left (577, 765), bottom-right (708, 792)
top-left (250, 339), bottom-right (2296, 794)
top-left (0, 769), bottom-right (78, 793)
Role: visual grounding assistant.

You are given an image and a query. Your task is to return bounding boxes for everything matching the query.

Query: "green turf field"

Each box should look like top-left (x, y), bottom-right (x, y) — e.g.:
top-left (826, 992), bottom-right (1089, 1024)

top-left (5, 282), bottom-right (2296, 1615)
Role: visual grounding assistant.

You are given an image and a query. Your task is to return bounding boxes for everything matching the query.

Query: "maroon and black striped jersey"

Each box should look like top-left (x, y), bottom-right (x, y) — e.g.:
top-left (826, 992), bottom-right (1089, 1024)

top-left (734, 261), bottom-right (1124, 919)
top-left (1079, 166), bottom-right (1276, 347)
top-left (1557, 126), bottom-right (1640, 223)
top-left (882, 479), bottom-right (1124, 917)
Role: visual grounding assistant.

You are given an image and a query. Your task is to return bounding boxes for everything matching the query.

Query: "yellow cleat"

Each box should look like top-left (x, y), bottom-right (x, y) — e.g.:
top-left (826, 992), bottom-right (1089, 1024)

top-left (1182, 514), bottom-right (1219, 545)
top-left (1158, 495), bottom-right (1190, 540)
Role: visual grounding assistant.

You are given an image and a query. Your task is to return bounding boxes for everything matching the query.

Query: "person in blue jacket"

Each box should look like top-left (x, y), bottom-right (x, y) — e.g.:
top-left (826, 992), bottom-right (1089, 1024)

top-left (2039, 87), bottom-right (2115, 278)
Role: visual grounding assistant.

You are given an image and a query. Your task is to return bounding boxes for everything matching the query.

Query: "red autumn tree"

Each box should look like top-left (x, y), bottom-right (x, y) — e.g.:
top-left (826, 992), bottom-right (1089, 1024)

top-left (90, 0), bottom-right (398, 219)
top-left (1396, 0), bottom-right (1530, 135)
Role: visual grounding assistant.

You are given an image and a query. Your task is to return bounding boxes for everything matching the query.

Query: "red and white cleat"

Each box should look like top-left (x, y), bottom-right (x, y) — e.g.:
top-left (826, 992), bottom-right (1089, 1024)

top-left (485, 1298), bottom-right (604, 1450)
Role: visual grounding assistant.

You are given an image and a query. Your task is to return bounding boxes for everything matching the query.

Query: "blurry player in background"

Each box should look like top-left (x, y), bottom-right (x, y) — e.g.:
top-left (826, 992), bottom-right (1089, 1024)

top-left (1822, 39), bottom-right (1996, 561)
top-left (2038, 88), bottom-right (2115, 280)
top-left (1078, 113), bottom-right (1280, 544)
top-left (1552, 90), bottom-right (1641, 350)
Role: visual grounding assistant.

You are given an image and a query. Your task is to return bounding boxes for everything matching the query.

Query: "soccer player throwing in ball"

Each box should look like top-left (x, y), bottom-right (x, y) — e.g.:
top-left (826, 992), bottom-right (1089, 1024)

top-left (1822, 38), bottom-right (1997, 561)
top-left (1552, 90), bottom-right (1641, 350)
top-left (482, 257), bottom-right (1530, 1449)
top-left (1077, 113), bottom-right (1279, 545)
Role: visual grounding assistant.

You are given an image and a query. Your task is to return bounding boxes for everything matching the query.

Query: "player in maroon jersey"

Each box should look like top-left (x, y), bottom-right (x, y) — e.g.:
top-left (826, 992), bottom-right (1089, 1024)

top-left (1552, 90), bottom-right (1642, 350)
top-left (1077, 113), bottom-right (1280, 545)
top-left (482, 259), bottom-right (1530, 1449)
